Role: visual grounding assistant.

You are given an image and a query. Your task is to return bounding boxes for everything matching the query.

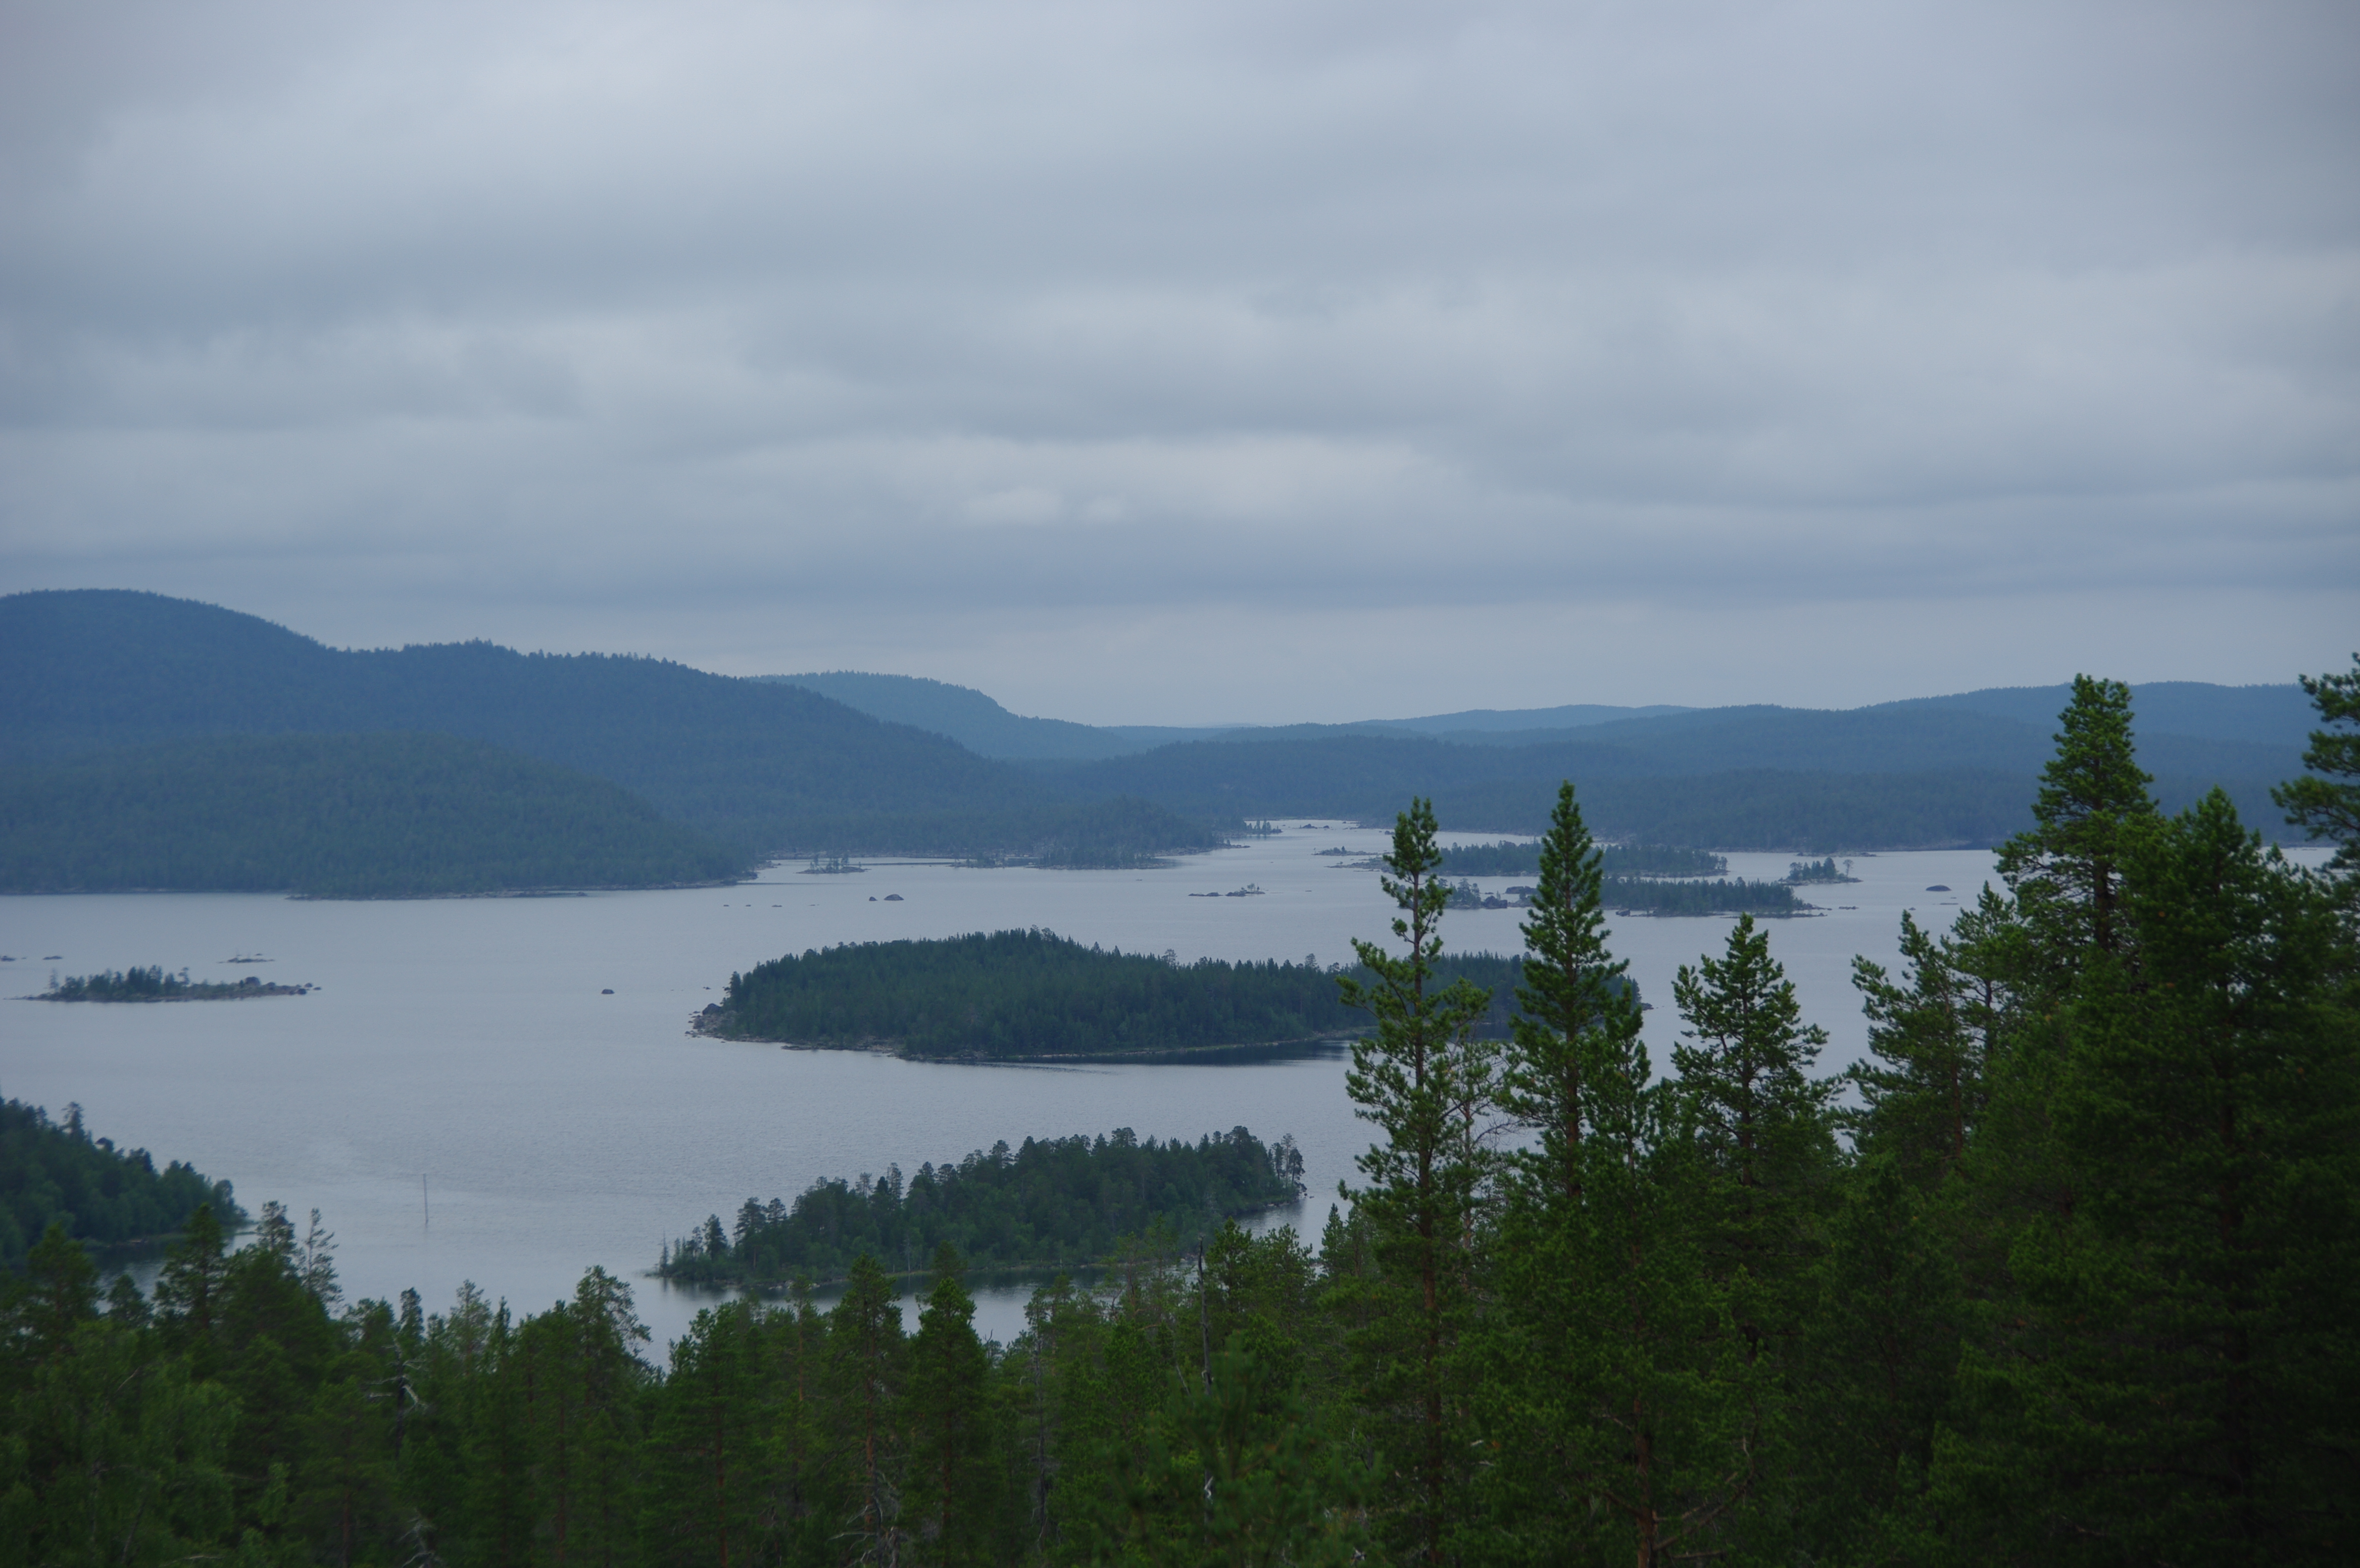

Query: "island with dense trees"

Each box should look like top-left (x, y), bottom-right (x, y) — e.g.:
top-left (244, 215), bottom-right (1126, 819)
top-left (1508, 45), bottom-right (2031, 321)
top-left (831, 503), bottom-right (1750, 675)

top-left (1437, 839), bottom-right (1729, 878)
top-left (1, 662), bottom-right (2353, 1565)
top-left (700, 928), bottom-right (1530, 1058)
top-left (35, 965), bottom-right (312, 1001)
top-left (660, 1127), bottom-right (1306, 1287)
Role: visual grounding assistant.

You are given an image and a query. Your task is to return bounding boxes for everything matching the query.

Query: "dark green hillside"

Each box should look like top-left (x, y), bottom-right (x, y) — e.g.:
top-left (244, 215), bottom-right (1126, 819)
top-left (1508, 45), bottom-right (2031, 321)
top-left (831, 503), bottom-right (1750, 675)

top-left (1, 1098), bottom-right (242, 1268)
top-left (1879, 679), bottom-right (2317, 746)
top-left (711, 928), bottom-right (1530, 1058)
top-left (0, 590), bottom-right (1215, 861)
top-left (0, 732), bottom-right (749, 896)
top-left (1038, 696), bottom-right (2302, 848)
top-left (660, 1128), bottom-right (1302, 1285)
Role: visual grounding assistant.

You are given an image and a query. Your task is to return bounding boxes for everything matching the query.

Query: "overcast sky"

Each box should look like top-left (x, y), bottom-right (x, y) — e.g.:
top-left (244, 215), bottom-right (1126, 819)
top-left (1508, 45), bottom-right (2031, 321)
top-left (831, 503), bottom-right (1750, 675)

top-left (2, 0), bottom-right (2353, 724)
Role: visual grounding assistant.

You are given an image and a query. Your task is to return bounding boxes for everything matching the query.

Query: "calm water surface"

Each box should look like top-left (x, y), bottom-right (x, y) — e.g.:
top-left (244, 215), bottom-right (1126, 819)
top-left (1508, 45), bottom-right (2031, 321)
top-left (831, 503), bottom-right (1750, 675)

top-left (4, 826), bottom-right (2015, 1344)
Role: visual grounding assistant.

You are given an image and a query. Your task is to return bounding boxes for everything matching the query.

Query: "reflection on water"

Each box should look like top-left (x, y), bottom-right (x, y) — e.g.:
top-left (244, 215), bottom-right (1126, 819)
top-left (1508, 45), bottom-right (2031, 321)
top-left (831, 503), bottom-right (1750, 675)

top-left (4, 825), bottom-right (2034, 1348)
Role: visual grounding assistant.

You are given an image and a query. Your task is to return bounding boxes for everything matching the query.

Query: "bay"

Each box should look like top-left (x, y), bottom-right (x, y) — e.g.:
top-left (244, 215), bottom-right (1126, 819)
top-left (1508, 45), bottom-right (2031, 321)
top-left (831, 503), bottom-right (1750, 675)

top-left (3, 824), bottom-right (2012, 1345)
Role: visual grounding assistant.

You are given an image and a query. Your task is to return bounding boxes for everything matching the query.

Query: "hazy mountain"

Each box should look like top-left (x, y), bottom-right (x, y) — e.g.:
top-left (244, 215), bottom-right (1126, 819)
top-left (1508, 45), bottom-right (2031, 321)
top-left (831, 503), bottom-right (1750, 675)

top-left (1, 591), bottom-right (1216, 864)
top-left (761, 671), bottom-right (1233, 760)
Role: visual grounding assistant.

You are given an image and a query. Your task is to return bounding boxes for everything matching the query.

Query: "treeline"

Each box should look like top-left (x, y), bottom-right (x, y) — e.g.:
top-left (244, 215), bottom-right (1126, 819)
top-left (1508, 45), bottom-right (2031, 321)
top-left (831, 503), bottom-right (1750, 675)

top-left (3, 667), bottom-right (2353, 1565)
top-left (660, 1128), bottom-right (1305, 1286)
top-left (1, 1099), bottom-right (242, 1268)
top-left (712, 929), bottom-right (1530, 1058)
top-left (1596, 875), bottom-right (1808, 916)
top-left (1438, 840), bottom-right (1728, 877)
top-left (0, 732), bottom-right (752, 896)
top-left (39, 965), bottom-right (305, 1001)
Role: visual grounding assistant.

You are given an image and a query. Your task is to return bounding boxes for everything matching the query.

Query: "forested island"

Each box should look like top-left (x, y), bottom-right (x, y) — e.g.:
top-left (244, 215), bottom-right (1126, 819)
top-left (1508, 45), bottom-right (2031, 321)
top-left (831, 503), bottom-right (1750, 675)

top-left (1436, 839), bottom-right (1728, 878)
top-left (1, 1098), bottom-right (242, 1268)
top-left (1781, 855), bottom-right (1860, 884)
top-left (660, 1127), bottom-right (1305, 1286)
top-left (1, 663), bottom-right (2353, 1565)
top-left (36, 965), bottom-right (312, 1001)
top-left (702, 929), bottom-right (1528, 1058)
top-left (1594, 875), bottom-right (1809, 916)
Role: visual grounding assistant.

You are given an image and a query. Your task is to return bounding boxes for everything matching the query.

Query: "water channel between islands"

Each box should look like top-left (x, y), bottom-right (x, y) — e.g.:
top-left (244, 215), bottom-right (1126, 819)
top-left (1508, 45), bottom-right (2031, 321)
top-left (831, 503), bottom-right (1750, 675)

top-left (4, 824), bottom-right (2033, 1345)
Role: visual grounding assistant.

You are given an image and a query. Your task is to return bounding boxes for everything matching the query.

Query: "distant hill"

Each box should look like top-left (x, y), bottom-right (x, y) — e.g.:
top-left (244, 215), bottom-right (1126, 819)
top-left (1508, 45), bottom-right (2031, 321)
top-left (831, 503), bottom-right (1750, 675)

top-left (1372, 702), bottom-right (1697, 734)
top-left (0, 591), bottom-right (1219, 871)
top-left (0, 732), bottom-right (750, 897)
top-left (767, 674), bottom-right (1702, 759)
top-left (1871, 682), bottom-right (2317, 748)
top-left (763, 671), bottom-right (1233, 760)
top-left (1030, 694), bottom-right (2310, 850)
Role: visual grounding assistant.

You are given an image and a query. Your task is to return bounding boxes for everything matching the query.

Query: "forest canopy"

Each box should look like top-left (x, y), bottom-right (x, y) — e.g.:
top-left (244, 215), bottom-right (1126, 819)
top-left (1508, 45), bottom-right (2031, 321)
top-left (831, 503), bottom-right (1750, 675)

top-left (0, 1098), bottom-right (242, 1269)
top-left (2, 661), bottom-right (2353, 1566)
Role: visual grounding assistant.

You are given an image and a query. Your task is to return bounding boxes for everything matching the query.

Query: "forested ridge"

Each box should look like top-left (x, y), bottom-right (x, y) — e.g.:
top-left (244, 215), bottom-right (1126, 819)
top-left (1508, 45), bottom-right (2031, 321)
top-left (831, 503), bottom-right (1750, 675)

top-left (0, 732), bottom-right (751, 896)
top-left (710, 929), bottom-right (1529, 1057)
top-left (1, 1099), bottom-right (242, 1269)
top-left (0, 590), bottom-right (1217, 870)
top-left (660, 1129), bottom-right (1306, 1285)
top-left (2, 663), bottom-right (2355, 1565)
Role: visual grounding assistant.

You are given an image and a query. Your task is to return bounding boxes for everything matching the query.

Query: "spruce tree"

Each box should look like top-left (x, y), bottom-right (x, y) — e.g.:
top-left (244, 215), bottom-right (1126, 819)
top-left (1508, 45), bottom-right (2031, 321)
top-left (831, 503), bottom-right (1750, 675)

top-left (1501, 781), bottom-right (1643, 1208)
top-left (1940, 791), bottom-right (2360, 1563)
top-left (1671, 914), bottom-right (1838, 1365)
top-left (1994, 673), bottom-right (2156, 971)
top-left (1846, 909), bottom-right (1996, 1188)
top-left (1335, 797), bottom-right (1496, 1563)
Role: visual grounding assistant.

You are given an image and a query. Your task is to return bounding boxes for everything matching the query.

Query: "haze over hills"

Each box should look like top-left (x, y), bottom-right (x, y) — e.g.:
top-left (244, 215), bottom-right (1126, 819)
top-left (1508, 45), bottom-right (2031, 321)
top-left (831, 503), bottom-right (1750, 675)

top-left (768, 668), bottom-right (2314, 850)
top-left (767, 672), bottom-right (1702, 760)
top-left (0, 589), bottom-right (2332, 893)
top-left (0, 591), bottom-right (1217, 890)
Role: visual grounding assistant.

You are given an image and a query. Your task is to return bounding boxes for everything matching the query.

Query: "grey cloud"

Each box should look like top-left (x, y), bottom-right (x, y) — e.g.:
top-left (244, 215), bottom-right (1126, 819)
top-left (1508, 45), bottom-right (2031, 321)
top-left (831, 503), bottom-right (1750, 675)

top-left (2, 0), bottom-right (2354, 717)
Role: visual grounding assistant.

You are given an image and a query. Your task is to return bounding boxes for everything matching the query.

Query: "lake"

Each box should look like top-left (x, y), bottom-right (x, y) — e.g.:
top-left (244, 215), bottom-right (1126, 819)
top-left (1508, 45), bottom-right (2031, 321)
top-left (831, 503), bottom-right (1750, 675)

top-left (3, 825), bottom-right (2021, 1345)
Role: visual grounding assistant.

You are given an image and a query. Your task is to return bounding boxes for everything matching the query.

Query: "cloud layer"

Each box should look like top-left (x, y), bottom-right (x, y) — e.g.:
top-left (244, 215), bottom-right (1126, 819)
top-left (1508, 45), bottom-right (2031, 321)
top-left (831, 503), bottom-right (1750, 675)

top-left (4, 0), bottom-right (2353, 721)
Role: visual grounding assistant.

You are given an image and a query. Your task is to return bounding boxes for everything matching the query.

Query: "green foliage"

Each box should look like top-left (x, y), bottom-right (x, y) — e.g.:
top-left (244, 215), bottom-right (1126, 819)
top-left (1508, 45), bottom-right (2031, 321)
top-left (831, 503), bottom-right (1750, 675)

top-left (0, 731), bottom-right (750, 896)
top-left (661, 1129), bottom-right (1304, 1287)
top-left (714, 928), bottom-right (1527, 1058)
top-left (3, 676), bottom-right (2356, 1566)
top-left (2274, 651), bottom-right (2360, 877)
top-left (0, 1099), bottom-right (242, 1270)
top-left (1334, 798), bottom-right (1498, 1561)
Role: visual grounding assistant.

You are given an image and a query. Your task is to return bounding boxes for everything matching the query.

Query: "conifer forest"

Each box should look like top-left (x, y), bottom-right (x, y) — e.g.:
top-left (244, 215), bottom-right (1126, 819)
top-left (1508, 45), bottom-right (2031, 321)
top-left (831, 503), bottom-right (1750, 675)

top-left (3, 666), bottom-right (2356, 1565)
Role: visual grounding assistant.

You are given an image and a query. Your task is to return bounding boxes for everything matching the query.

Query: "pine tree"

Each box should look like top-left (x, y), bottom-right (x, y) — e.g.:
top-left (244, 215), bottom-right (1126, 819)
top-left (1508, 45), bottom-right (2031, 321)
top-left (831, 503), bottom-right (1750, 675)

top-left (642, 1300), bottom-right (770, 1567)
top-left (1335, 797), bottom-right (1497, 1563)
top-left (827, 1255), bottom-right (908, 1563)
top-left (904, 1245), bottom-right (1001, 1566)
